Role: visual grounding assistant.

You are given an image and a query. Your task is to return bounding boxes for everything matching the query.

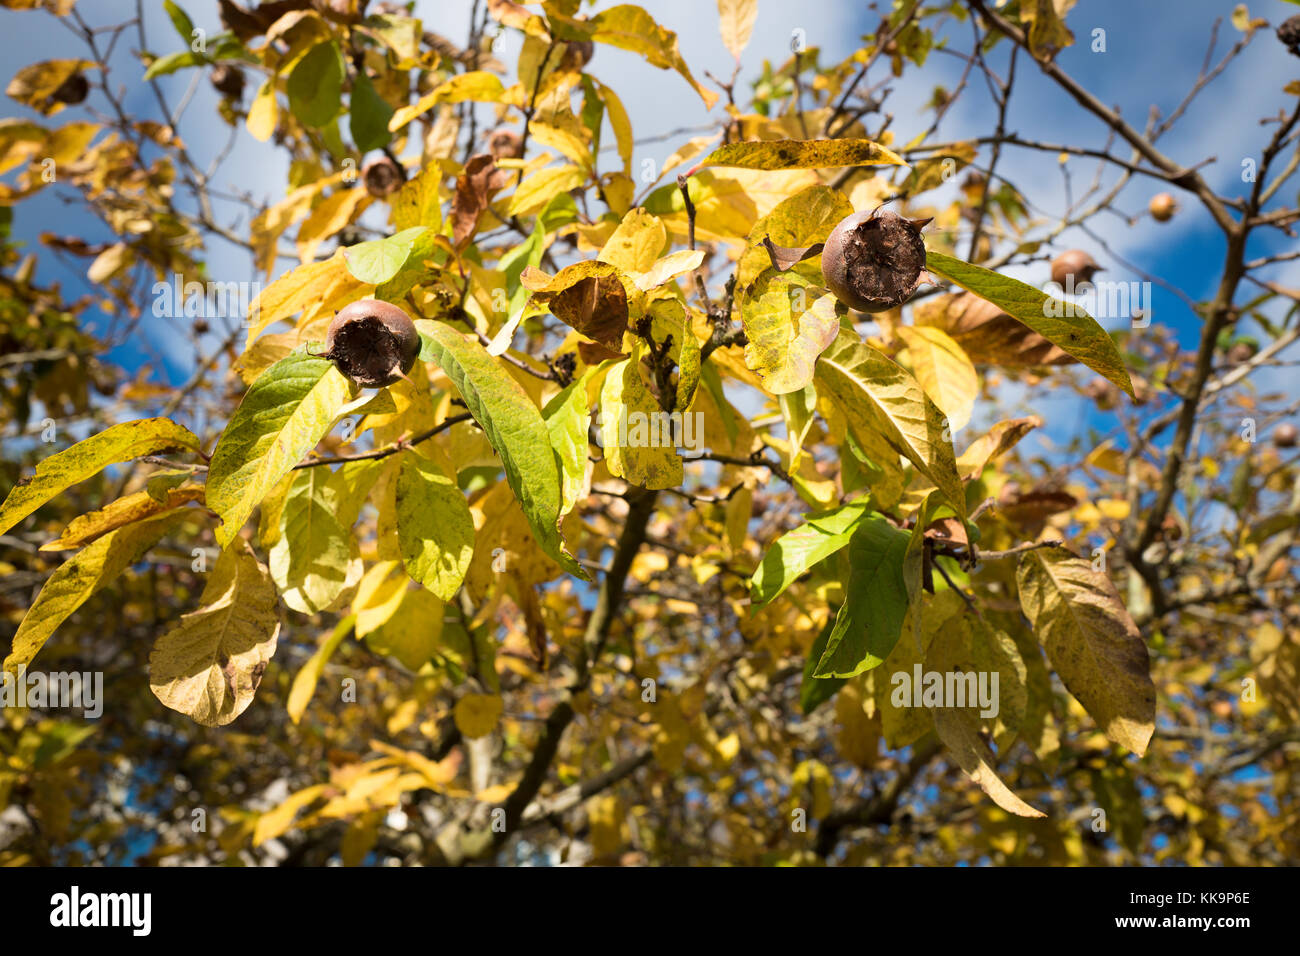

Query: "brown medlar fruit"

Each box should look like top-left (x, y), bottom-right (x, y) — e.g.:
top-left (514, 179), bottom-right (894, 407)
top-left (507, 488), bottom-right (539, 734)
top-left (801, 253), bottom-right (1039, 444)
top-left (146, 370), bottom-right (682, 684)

top-left (1149, 193), bottom-right (1178, 222)
top-left (1274, 423), bottom-right (1299, 449)
top-left (560, 39), bottom-right (594, 71)
top-left (1278, 14), bottom-right (1300, 56)
top-left (486, 128), bottom-right (523, 161)
top-left (821, 209), bottom-right (931, 313)
top-left (52, 72), bottom-right (88, 105)
top-left (1050, 249), bottom-right (1102, 289)
top-left (323, 299), bottom-right (419, 388)
top-left (361, 155), bottom-right (405, 198)
top-left (1226, 340), bottom-right (1256, 364)
top-left (210, 63), bottom-right (246, 100)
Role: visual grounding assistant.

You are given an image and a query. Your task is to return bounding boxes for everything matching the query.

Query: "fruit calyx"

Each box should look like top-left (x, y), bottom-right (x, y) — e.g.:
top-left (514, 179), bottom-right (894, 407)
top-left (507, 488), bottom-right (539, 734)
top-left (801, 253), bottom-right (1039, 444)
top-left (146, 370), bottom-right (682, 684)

top-left (323, 299), bottom-right (419, 388)
top-left (821, 208), bottom-right (933, 313)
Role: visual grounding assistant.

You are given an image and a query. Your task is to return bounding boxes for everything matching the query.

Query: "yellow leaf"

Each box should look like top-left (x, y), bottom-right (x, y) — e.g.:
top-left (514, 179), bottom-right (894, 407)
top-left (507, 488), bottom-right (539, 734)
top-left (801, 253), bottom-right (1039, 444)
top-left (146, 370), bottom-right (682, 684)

top-left (454, 693), bottom-right (503, 738)
top-left (548, 4), bottom-right (718, 109)
top-left (362, 583), bottom-right (443, 670)
top-left (1017, 546), bottom-right (1155, 755)
top-left (388, 71), bottom-right (505, 131)
top-left (287, 616), bottom-right (353, 724)
top-left (598, 208), bottom-right (667, 274)
top-left (0, 417), bottom-right (199, 536)
top-left (815, 329), bottom-right (967, 521)
top-left (741, 272), bottom-right (840, 395)
top-left (41, 484), bottom-right (204, 551)
top-left (149, 540), bottom-right (282, 727)
top-left (5, 510), bottom-right (189, 674)
top-left (896, 325), bottom-right (978, 432)
top-left (504, 163), bottom-right (585, 217)
top-left (246, 79), bottom-right (279, 142)
top-left (269, 467), bottom-right (359, 614)
top-left (253, 785), bottom-right (325, 847)
top-left (296, 187), bottom-right (370, 263)
top-left (700, 138), bottom-right (907, 171)
top-left (599, 349), bottom-right (684, 490)
top-left (717, 0), bottom-right (757, 60)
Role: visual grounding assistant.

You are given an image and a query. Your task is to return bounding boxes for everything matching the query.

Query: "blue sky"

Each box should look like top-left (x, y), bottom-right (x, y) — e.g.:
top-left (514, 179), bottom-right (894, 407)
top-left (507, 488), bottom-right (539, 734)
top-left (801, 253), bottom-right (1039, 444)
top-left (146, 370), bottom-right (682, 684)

top-left (2, 0), bottom-right (1296, 442)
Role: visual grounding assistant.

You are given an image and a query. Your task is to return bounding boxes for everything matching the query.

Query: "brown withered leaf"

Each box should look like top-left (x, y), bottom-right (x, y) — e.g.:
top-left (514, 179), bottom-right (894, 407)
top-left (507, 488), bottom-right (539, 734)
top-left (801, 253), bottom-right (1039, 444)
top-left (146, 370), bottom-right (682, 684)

top-left (998, 481), bottom-right (1077, 537)
top-left (522, 262), bottom-right (633, 350)
top-left (553, 275), bottom-right (628, 349)
top-left (577, 339), bottom-right (627, 364)
top-left (913, 292), bottom-right (1074, 368)
top-left (761, 236), bottom-right (824, 272)
top-left (218, 0), bottom-right (312, 41)
top-left (451, 153), bottom-right (498, 248)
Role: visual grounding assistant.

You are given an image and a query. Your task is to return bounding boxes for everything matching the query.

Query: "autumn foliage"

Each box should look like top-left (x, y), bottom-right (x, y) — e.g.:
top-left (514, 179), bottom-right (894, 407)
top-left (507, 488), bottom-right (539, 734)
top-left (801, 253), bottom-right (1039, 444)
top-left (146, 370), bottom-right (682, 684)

top-left (0, 0), bottom-right (1297, 867)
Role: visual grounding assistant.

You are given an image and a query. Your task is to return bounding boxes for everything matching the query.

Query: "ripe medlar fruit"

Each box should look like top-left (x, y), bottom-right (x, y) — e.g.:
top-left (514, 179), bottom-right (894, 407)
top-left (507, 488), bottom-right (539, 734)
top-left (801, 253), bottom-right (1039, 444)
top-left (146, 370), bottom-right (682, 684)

top-left (821, 209), bottom-right (931, 313)
top-left (1278, 14), bottom-right (1300, 56)
top-left (1274, 423), bottom-right (1299, 449)
top-left (52, 72), bottom-right (89, 105)
top-left (1226, 340), bottom-right (1257, 365)
top-left (1050, 249), bottom-right (1101, 289)
top-left (1149, 193), bottom-right (1178, 222)
top-left (560, 39), bottom-right (594, 71)
top-left (323, 299), bottom-right (420, 388)
top-left (361, 155), bottom-right (405, 198)
top-left (210, 63), bottom-right (246, 100)
top-left (486, 128), bottom-right (524, 161)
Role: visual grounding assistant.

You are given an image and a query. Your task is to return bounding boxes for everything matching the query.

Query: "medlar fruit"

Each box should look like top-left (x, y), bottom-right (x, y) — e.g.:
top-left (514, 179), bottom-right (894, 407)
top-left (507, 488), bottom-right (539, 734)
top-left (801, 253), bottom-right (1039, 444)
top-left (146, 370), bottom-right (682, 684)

top-left (821, 209), bottom-right (931, 313)
top-left (486, 128), bottom-right (524, 161)
top-left (1274, 423), bottom-right (1298, 449)
top-left (1149, 193), bottom-right (1178, 222)
top-left (210, 63), bottom-right (246, 100)
top-left (323, 299), bottom-right (420, 387)
top-left (1050, 249), bottom-right (1101, 289)
top-left (1278, 14), bottom-right (1300, 56)
top-left (361, 155), bottom-right (405, 198)
top-left (1226, 340), bottom-right (1256, 365)
top-left (52, 72), bottom-right (88, 105)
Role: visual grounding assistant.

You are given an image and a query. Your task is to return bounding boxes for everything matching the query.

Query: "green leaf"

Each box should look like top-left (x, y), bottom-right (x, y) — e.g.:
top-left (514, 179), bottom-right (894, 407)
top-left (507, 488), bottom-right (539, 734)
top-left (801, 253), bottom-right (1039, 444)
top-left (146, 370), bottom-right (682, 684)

top-left (543, 374), bottom-right (593, 518)
top-left (343, 226), bottom-right (429, 285)
top-left (270, 467), bottom-right (356, 614)
top-left (162, 1), bottom-right (194, 43)
top-left (395, 454), bottom-right (475, 601)
top-left (813, 514), bottom-right (910, 678)
top-left (0, 418), bottom-right (200, 536)
top-left (5, 511), bottom-right (188, 674)
top-left (799, 618), bottom-right (846, 714)
top-left (207, 349), bottom-right (352, 548)
top-left (925, 249), bottom-right (1135, 398)
top-left (143, 49), bottom-right (206, 80)
top-left (738, 184), bottom-right (852, 290)
top-left (349, 72), bottom-right (393, 152)
top-left (700, 137), bottom-right (908, 171)
top-left (149, 539), bottom-right (281, 727)
top-left (815, 328), bottom-right (967, 520)
top-left (416, 320), bottom-right (586, 579)
top-left (1017, 546), bottom-right (1155, 755)
top-left (739, 270), bottom-right (841, 394)
top-left (288, 40), bottom-right (344, 130)
top-left (750, 499), bottom-right (869, 606)
top-left (287, 615), bottom-right (353, 725)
